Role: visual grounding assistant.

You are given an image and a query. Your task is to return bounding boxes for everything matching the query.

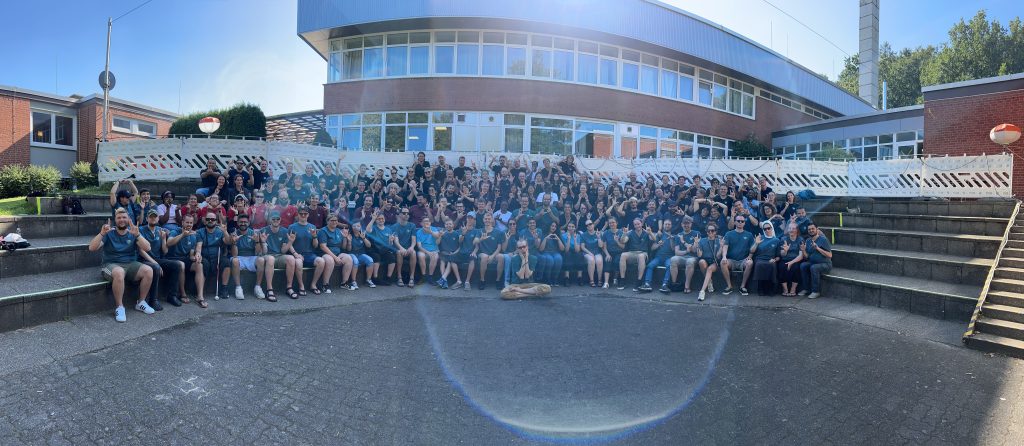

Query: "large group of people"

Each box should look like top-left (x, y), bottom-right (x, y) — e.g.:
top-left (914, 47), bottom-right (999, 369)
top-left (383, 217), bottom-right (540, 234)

top-left (90, 152), bottom-right (833, 322)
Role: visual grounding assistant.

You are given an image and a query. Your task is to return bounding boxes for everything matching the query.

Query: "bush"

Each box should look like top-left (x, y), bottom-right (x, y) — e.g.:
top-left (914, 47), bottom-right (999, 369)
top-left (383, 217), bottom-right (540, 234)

top-left (814, 147), bottom-right (857, 161)
top-left (0, 164), bottom-right (61, 198)
top-left (70, 161), bottom-right (98, 188)
top-left (169, 103), bottom-right (267, 139)
top-left (729, 133), bottom-right (774, 159)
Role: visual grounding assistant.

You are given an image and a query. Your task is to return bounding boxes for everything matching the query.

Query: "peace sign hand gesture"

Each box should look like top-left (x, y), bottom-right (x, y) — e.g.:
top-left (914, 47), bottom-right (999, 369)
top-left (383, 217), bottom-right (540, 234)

top-left (100, 219), bottom-right (112, 236)
top-left (128, 219), bottom-right (140, 237)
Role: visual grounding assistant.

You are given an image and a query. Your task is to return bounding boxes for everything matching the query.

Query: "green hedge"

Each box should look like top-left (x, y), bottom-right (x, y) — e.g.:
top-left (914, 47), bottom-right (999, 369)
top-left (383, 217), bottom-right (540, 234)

top-left (168, 103), bottom-right (267, 138)
top-left (70, 161), bottom-right (98, 188)
top-left (0, 164), bottom-right (62, 198)
top-left (729, 133), bottom-right (774, 159)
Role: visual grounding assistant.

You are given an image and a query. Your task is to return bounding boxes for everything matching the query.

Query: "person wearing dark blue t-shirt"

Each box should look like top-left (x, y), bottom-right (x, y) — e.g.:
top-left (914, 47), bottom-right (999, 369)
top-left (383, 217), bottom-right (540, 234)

top-left (751, 221), bottom-right (782, 296)
top-left (721, 214), bottom-right (755, 296)
top-left (579, 220), bottom-right (604, 287)
top-left (389, 209), bottom-right (419, 287)
top-left (600, 219), bottom-right (627, 289)
top-left (639, 219), bottom-right (678, 292)
top-left (798, 223), bottom-right (832, 299)
top-left (669, 217), bottom-right (701, 293)
top-left (537, 221), bottom-right (565, 286)
top-left (88, 209), bottom-right (155, 322)
top-left (286, 206), bottom-right (324, 296)
top-left (474, 214), bottom-right (506, 290)
top-left (778, 223), bottom-right (805, 297)
top-left (620, 218), bottom-right (651, 291)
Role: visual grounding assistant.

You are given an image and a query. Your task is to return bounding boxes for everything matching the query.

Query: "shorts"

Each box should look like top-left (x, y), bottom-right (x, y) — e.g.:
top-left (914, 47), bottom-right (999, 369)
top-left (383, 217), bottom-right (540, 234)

top-left (272, 254), bottom-right (292, 269)
top-left (101, 261), bottom-right (144, 281)
top-left (452, 252), bottom-right (473, 264)
top-left (301, 253), bottom-right (318, 268)
top-left (440, 251), bottom-right (459, 262)
top-left (670, 256), bottom-right (697, 268)
top-left (237, 256), bottom-right (259, 272)
top-left (350, 253), bottom-right (374, 267)
top-left (725, 258), bottom-right (749, 271)
top-left (605, 253), bottom-right (621, 273)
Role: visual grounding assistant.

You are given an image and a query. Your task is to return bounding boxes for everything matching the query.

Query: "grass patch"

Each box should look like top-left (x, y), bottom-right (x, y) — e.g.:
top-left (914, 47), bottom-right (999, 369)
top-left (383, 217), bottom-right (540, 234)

top-left (0, 197), bottom-right (34, 216)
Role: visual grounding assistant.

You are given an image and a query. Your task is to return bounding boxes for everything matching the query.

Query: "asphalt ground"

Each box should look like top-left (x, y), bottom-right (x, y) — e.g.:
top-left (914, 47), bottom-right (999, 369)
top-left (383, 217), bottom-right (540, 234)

top-left (1, 287), bottom-right (1022, 445)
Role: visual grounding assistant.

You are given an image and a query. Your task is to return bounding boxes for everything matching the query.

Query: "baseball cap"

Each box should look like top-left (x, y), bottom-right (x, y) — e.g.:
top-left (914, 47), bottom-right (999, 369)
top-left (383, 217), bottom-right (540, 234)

top-left (297, 204), bottom-right (310, 214)
top-left (269, 210), bottom-right (281, 219)
top-left (234, 194), bottom-right (247, 202)
top-left (147, 209), bottom-right (159, 216)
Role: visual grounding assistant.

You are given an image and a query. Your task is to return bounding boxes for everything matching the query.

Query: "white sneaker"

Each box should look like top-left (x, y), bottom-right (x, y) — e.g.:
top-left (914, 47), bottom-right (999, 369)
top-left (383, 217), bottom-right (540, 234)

top-left (808, 292), bottom-right (820, 299)
top-left (367, 279), bottom-right (376, 288)
top-left (464, 281), bottom-right (471, 290)
top-left (602, 282), bottom-right (609, 289)
top-left (349, 282), bottom-right (358, 291)
top-left (698, 290), bottom-right (706, 302)
top-left (235, 286), bottom-right (245, 300)
top-left (254, 285), bottom-right (266, 299)
top-left (797, 290), bottom-right (809, 297)
top-left (708, 284), bottom-right (715, 293)
top-left (114, 306), bottom-right (127, 322)
top-left (135, 301), bottom-right (155, 315)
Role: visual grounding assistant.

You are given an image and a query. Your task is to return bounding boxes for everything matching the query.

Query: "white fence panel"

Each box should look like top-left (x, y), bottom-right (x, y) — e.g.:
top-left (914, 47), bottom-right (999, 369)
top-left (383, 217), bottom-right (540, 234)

top-left (98, 139), bottom-right (1013, 198)
top-left (97, 138), bottom-right (186, 182)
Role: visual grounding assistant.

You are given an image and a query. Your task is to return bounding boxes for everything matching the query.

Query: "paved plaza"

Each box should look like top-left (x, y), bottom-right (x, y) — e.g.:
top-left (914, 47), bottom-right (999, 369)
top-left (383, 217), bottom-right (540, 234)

top-left (1, 288), bottom-right (1023, 445)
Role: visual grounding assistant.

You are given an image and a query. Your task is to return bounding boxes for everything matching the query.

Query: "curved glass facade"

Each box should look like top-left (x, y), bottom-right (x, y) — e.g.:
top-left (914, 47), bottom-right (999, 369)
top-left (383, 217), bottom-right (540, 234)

top-left (325, 30), bottom-right (842, 121)
top-left (326, 111), bottom-right (735, 159)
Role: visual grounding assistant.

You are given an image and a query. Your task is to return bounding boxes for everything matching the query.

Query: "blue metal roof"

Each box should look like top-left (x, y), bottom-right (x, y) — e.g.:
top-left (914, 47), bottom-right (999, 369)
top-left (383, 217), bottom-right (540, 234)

top-left (297, 0), bottom-right (875, 117)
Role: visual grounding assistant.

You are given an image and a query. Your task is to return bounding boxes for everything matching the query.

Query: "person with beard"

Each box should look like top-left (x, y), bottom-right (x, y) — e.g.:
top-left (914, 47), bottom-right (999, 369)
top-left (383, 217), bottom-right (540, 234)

top-left (260, 210), bottom-right (296, 301)
top-left (164, 215), bottom-right (202, 306)
top-left (669, 216), bottom-right (701, 294)
top-left (140, 209), bottom-right (183, 309)
top-left (474, 214), bottom-right (506, 290)
top-left (720, 214), bottom-right (755, 296)
top-left (620, 218), bottom-right (651, 291)
top-left (195, 211), bottom-right (235, 302)
top-left (316, 214), bottom-right (355, 294)
top-left (157, 191), bottom-right (180, 232)
top-left (89, 208), bottom-right (155, 322)
top-left (798, 223), bottom-right (832, 299)
top-left (287, 206), bottom-right (324, 295)
top-left (389, 207), bottom-right (419, 287)
top-left (109, 179), bottom-right (140, 223)
top-left (227, 214), bottom-right (268, 300)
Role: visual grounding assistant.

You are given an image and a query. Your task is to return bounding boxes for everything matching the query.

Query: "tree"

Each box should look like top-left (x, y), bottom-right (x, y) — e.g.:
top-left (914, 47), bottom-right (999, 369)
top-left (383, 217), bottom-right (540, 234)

top-left (729, 134), bottom-right (773, 159)
top-left (168, 103), bottom-right (267, 138)
top-left (836, 9), bottom-right (1022, 109)
top-left (814, 147), bottom-right (855, 161)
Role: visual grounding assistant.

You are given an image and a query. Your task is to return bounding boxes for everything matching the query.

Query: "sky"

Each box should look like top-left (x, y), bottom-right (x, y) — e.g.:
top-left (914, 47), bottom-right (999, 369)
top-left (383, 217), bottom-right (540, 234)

top-left (0, 0), bottom-right (1020, 117)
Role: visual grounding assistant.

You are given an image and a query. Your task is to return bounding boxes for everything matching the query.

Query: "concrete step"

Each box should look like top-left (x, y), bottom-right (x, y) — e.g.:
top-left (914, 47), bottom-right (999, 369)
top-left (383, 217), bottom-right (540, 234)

top-left (0, 215), bottom-right (110, 239)
top-left (830, 245), bottom-right (990, 286)
top-left (1007, 240), bottom-right (1024, 250)
top-left (999, 257), bottom-right (1024, 269)
top-left (990, 278), bottom-right (1024, 294)
top-left (981, 304), bottom-right (1024, 324)
top-left (1011, 225), bottom-right (1024, 234)
top-left (812, 212), bottom-right (1008, 237)
top-left (985, 290), bottom-right (1024, 308)
top-left (824, 227), bottom-right (1000, 258)
top-left (1002, 248), bottom-right (1024, 259)
top-left (975, 317), bottom-right (1024, 342)
top-left (963, 332), bottom-right (1024, 359)
top-left (0, 236), bottom-right (98, 280)
top-left (799, 199), bottom-right (1015, 218)
top-left (822, 267), bottom-right (979, 321)
top-left (994, 267), bottom-right (1024, 280)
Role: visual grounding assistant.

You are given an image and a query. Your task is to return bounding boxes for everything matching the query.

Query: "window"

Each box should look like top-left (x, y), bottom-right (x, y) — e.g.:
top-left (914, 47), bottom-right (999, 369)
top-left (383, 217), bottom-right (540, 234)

top-left (553, 50), bottom-right (573, 81)
top-left (530, 117), bottom-right (572, 155)
top-left (698, 81), bottom-right (712, 105)
top-left (410, 46), bottom-right (430, 75)
top-left (363, 45), bottom-right (384, 78)
top-left (600, 58), bottom-right (617, 86)
top-left (506, 47), bottom-right (526, 75)
top-left (482, 45), bottom-right (503, 75)
top-left (712, 84), bottom-right (728, 110)
top-left (435, 46), bottom-right (454, 74)
top-left (640, 65), bottom-right (658, 95)
top-left (32, 111), bottom-right (75, 147)
top-left (532, 49), bottom-right (552, 77)
top-left (679, 75), bottom-right (694, 101)
top-left (661, 70), bottom-right (677, 99)
top-left (386, 46), bottom-right (408, 76)
top-left (343, 50), bottom-right (362, 79)
top-left (456, 44), bottom-right (479, 75)
top-left (578, 54), bottom-right (598, 84)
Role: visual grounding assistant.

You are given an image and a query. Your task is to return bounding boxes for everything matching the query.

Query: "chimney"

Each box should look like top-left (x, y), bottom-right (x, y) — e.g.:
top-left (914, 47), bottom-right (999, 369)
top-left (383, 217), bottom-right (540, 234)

top-left (858, 0), bottom-right (880, 108)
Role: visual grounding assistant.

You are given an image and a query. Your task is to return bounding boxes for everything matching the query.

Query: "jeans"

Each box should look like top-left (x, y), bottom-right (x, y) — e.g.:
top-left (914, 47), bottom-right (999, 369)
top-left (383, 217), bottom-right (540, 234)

top-left (502, 253), bottom-right (514, 285)
top-left (196, 187), bottom-right (211, 196)
top-left (142, 258), bottom-right (182, 300)
top-left (537, 252), bottom-right (562, 283)
top-left (800, 261), bottom-right (832, 293)
top-left (643, 256), bottom-right (672, 285)
top-left (349, 253), bottom-right (374, 267)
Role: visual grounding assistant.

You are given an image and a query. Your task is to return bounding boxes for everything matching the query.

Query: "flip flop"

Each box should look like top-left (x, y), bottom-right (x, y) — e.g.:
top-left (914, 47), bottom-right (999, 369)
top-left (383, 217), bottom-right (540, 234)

top-left (266, 290), bottom-right (277, 302)
top-left (197, 298), bottom-right (208, 309)
top-left (286, 288), bottom-right (298, 299)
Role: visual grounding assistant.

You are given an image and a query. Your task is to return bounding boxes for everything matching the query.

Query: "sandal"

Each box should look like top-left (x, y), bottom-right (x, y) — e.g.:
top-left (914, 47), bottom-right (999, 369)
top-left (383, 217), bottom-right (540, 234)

top-left (286, 288), bottom-right (298, 299)
top-left (266, 290), bottom-right (277, 302)
top-left (310, 286), bottom-right (322, 295)
top-left (180, 295), bottom-right (191, 304)
top-left (684, 289), bottom-right (692, 294)
top-left (197, 298), bottom-right (208, 309)
top-left (298, 288), bottom-right (308, 297)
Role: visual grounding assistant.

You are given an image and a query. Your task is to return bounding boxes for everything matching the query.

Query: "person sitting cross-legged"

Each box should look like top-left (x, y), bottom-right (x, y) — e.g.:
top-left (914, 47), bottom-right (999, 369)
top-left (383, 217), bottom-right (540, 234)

top-left (88, 208), bottom-right (156, 322)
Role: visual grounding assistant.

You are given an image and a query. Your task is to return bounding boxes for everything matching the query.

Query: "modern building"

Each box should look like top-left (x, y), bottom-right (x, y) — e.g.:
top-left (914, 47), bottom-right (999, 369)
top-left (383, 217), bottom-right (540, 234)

top-left (296, 0), bottom-right (875, 159)
top-left (0, 85), bottom-right (177, 174)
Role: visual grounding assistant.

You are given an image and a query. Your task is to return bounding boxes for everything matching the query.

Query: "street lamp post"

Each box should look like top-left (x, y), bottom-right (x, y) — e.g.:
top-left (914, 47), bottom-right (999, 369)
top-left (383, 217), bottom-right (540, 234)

top-left (102, 17), bottom-right (112, 142)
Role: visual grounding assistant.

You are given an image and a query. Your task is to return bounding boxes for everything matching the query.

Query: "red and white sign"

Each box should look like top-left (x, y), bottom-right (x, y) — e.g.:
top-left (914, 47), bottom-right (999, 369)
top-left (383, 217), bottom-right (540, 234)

top-left (990, 123), bottom-right (1021, 146)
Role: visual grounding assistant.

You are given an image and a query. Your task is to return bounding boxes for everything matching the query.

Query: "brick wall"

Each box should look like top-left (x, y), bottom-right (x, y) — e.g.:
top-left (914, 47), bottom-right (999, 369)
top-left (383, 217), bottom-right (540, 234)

top-left (0, 94), bottom-right (31, 166)
top-left (324, 78), bottom-right (818, 146)
top-left (77, 102), bottom-right (174, 164)
top-left (924, 88), bottom-right (1024, 198)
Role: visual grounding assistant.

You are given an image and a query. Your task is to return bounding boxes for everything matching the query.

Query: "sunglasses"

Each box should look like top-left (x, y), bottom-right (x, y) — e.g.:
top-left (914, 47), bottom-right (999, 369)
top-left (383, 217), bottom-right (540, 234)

top-left (518, 246), bottom-right (528, 249)
top-left (707, 229), bottom-right (717, 232)
top-left (736, 219), bottom-right (746, 223)
top-left (271, 217), bottom-right (281, 220)
top-left (204, 218), bottom-right (217, 222)
top-left (401, 212), bottom-right (410, 215)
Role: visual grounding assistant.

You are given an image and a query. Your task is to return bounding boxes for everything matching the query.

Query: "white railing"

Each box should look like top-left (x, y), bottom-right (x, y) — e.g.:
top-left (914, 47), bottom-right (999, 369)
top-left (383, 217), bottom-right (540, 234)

top-left (97, 138), bottom-right (1014, 198)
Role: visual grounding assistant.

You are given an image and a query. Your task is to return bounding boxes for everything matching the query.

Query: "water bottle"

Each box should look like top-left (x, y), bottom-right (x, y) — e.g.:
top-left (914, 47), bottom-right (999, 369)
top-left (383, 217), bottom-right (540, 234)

top-left (16, 227), bottom-right (22, 238)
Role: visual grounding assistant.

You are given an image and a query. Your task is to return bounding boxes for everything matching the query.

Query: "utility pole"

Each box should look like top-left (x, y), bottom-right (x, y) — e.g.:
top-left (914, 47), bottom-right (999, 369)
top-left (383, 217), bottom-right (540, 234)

top-left (102, 17), bottom-right (112, 142)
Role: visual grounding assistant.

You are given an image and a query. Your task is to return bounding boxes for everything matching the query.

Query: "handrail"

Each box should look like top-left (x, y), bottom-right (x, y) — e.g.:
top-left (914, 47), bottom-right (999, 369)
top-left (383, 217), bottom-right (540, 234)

top-left (963, 199), bottom-right (1022, 341)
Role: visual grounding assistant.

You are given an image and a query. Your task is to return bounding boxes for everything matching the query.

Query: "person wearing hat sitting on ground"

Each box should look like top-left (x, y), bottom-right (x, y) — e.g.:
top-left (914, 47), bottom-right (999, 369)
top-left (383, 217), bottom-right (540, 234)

top-left (109, 179), bottom-right (140, 223)
top-left (751, 221), bottom-right (782, 296)
top-left (157, 191), bottom-right (180, 233)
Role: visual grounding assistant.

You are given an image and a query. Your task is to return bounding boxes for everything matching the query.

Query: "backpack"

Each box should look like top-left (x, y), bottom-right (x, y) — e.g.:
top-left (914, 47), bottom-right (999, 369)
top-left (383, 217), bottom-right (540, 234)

top-left (1, 234), bottom-right (30, 251)
top-left (62, 196), bottom-right (86, 215)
